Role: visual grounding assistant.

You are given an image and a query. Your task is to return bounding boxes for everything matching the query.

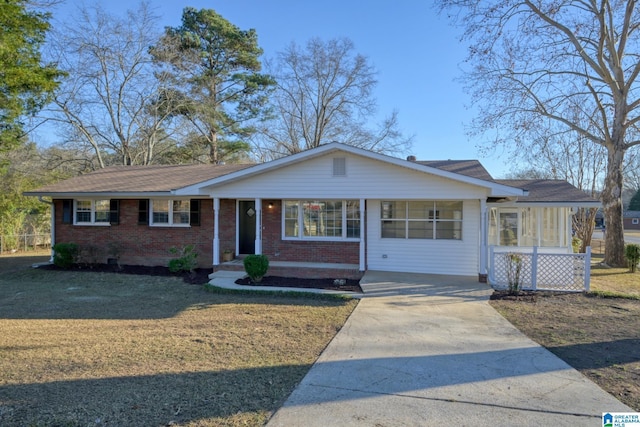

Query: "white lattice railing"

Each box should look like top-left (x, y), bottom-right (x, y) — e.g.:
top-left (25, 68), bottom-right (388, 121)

top-left (488, 246), bottom-right (591, 292)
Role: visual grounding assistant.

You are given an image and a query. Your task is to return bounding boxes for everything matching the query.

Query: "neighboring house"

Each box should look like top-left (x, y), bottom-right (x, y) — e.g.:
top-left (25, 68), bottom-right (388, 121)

top-left (624, 211), bottom-right (640, 230)
top-left (25, 143), bottom-right (600, 282)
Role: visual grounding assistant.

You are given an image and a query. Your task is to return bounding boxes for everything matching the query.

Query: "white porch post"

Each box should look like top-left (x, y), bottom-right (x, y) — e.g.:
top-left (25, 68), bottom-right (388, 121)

top-left (479, 199), bottom-right (488, 279)
top-left (359, 198), bottom-right (366, 271)
top-left (255, 198), bottom-right (262, 255)
top-left (213, 198), bottom-right (220, 265)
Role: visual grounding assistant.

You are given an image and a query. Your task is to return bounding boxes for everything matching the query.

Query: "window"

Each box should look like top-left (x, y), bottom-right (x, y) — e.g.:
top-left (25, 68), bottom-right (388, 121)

top-left (150, 199), bottom-right (191, 226)
top-left (488, 206), bottom-right (569, 247)
top-left (283, 200), bottom-right (360, 240)
top-left (633, 218), bottom-right (639, 225)
top-left (381, 201), bottom-right (463, 240)
top-left (74, 199), bottom-right (111, 225)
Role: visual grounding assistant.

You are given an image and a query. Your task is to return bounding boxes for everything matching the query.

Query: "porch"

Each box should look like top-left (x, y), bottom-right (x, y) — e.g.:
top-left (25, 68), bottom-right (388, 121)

top-left (213, 258), bottom-right (364, 280)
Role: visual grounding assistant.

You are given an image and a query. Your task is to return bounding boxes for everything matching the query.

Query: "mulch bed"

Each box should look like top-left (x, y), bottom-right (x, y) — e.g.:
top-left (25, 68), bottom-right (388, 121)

top-left (489, 290), bottom-right (570, 302)
top-left (235, 276), bottom-right (363, 293)
top-left (38, 263), bottom-right (212, 285)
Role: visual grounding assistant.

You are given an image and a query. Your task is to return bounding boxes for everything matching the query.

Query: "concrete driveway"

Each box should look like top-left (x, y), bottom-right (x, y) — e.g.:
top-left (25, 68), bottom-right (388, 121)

top-left (267, 271), bottom-right (631, 426)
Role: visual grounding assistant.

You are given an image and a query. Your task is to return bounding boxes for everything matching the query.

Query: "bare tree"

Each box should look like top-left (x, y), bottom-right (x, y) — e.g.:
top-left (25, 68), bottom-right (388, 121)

top-left (438, 0), bottom-right (640, 267)
top-left (256, 38), bottom-right (412, 159)
top-left (44, 2), bottom-right (177, 168)
top-left (505, 126), bottom-right (606, 252)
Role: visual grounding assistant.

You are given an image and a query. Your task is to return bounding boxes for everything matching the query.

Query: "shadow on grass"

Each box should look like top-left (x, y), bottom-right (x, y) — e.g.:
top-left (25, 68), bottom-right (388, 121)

top-left (4, 339), bottom-right (637, 426)
top-left (0, 365), bottom-right (311, 427)
top-left (546, 338), bottom-right (640, 370)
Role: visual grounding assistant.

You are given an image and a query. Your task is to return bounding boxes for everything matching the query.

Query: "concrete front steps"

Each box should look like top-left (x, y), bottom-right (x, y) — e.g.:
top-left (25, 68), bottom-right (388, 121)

top-left (213, 259), bottom-right (363, 280)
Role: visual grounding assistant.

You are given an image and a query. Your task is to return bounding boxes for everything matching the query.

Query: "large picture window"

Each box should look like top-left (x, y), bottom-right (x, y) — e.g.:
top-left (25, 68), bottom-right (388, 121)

top-left (150, 199), bottom-right (191, 226)
top-left (74, 199), bottom-right (110, 225)
top-left (283, 200), bottom-right (360, 240)
top-left (381, 201), bottom-right (463, 240)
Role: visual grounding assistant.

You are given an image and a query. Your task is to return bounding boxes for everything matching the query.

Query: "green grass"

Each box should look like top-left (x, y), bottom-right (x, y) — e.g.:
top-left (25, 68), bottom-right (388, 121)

top-left (0, 255), bottom-right (358, 426)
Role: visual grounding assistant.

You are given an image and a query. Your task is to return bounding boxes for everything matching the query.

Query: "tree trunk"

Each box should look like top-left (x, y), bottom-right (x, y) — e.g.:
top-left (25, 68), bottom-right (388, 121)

top-left (574, 207), bottom-right (597, 253)
top-left (210, 130), bottom-right (219, 164)
top-left (602, 145), bottom-right (627, 267)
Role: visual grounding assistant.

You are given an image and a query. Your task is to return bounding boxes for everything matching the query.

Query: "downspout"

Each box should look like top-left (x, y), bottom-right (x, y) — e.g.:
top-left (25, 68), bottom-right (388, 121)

top-left (38, 196), bottom-right (55, 263)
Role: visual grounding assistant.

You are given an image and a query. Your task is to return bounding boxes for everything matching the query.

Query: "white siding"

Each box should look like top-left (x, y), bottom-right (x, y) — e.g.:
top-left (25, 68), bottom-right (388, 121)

top-left (208, 153), bottom-right (490, 200)
top-left (367, 200), bottom-right (480, 276)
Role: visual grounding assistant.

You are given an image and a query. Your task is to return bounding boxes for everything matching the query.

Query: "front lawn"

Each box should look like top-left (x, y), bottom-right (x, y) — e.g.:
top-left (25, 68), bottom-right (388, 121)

top-left (0, 255), bottom-right (357, 426)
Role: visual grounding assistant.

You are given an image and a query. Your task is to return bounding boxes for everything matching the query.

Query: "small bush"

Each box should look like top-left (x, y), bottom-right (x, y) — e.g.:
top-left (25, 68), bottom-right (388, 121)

top-left (625, 243), bottom-right (640, 273)
top-left (168, 245), bottom-right (198, 274)
top-left (572, 237), bottom-right (582, 253)
top-left (505, 252), bottom-right (523, 294)
top-left (243, 254), bottom-right (269, 283)
top-left (52, 243), bottom-right (79, 269)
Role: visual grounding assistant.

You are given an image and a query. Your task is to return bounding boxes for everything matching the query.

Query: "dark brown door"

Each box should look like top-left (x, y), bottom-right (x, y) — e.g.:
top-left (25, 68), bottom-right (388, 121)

top-left (239, 200), bottom-right (256, 254)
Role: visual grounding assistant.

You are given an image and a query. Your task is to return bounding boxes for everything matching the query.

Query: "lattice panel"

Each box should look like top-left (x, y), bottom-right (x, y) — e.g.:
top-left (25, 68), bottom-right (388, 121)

top-left (491, 252), bottom-right (533, 290)
top-left (489, 250), bottom-right (588, 292)
top-left (535, 254), bottom-right (586, 291)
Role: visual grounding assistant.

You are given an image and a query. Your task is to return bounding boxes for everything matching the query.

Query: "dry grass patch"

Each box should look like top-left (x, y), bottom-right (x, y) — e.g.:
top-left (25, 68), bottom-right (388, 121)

top-left (590, 265), bottom-right (640, 296)
top-left (0, 257), bottom-right (357, 426)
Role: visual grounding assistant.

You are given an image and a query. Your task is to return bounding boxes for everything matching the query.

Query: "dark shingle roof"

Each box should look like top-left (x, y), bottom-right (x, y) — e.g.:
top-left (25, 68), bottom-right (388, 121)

top-left (496, 179), bottom-right (598, 203)
top-left (417, 160), bottom-right (494, 181)
top-left (27, 163), bottom-right (252, 194)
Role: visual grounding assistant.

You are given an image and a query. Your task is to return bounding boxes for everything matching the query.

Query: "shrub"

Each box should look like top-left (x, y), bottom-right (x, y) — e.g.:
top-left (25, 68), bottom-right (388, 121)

top-left (571, 237), bottom-right (582, 253)
top-left (52, 243), bottom-right (79, 269)
top-left (168, 245), bottom-right (198, 274)
top-left (505, 252), bottom-right (523, 294)
top-left (625, 243), bottom-right (640, 273)
top-left (243, 254), bottom-right (269, 283)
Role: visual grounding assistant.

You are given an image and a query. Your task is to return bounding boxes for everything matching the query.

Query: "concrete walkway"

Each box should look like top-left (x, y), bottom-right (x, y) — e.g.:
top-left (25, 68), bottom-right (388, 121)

top-left (267, 271), bottom-right (631, 426)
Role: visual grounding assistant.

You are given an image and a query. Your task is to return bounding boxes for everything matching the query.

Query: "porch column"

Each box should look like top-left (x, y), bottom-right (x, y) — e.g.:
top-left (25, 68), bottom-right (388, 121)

top-left (213, 198), bottom-right (220, 265)
top-left (359, 198), bottom-right (366, 271)
top-left (255, 198), bottom-right (262, 255)
top-left (479, 199), bottom-right (488, 280)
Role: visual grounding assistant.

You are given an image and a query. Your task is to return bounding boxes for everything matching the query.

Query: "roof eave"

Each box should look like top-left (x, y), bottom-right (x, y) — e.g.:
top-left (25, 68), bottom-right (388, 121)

top-left (488, 200), bottom-right (601, 208)
top-left (22, 191), bottom-right (201, 199)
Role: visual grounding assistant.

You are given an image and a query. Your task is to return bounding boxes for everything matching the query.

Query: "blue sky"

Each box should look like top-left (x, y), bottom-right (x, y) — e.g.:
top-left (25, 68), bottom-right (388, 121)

top-left (50, 0), bottom-right (511, 177)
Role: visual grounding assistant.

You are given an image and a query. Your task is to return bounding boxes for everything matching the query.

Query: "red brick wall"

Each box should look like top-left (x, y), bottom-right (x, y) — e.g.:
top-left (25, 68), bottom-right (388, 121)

top-left (624, 217), bottom-right (640, 230)
top-left (53, 198), bottom-right (361, 268)
top-left (54, 199), bottom-right (214, 268)
top-left (219, 199), bottom-right (237, 254)
top-left (261, 200), bottom-right (360, 264)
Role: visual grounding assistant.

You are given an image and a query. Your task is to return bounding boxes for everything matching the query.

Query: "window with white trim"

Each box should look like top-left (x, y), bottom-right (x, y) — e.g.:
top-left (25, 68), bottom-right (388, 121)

top-left (381, 201), bottom-right (463, 240)
top-left (633, 218), bottom-right (639, 225)
top-left (150, 199), bottom-right (191, 226)
top-left (283, 200), bottom-right (360, 240)
top-left (74, 199), bottom-right (110, 225)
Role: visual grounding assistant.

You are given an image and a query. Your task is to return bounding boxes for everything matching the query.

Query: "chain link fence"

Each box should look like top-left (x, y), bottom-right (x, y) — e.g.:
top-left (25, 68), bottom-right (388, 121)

top-left (0, 234), bottom-right (51, 254)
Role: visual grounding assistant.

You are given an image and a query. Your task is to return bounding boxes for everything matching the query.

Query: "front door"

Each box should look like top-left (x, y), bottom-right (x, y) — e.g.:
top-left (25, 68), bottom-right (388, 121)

top-left (239, 200), bottom-right (256, 254)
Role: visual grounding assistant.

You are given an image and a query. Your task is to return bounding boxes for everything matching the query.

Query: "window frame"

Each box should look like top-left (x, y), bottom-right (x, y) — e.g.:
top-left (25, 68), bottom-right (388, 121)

top-left (380, 200), bottom-right (463, 240)
top-left (282, 199), bottom-right (361, 241)
top-left (73, 199), bottom-right (111, 226)
top-left (150, 199), bottom-right (192, 227)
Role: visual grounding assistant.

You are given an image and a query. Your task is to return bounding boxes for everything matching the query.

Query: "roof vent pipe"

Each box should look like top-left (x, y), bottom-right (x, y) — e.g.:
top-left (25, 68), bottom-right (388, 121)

top-left (406, 155), bottom-right (417, 162)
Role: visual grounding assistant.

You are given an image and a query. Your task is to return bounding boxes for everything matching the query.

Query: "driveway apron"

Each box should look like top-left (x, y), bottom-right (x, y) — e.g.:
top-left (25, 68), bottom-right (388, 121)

top-left (267, 271), bottom-right (631, 426)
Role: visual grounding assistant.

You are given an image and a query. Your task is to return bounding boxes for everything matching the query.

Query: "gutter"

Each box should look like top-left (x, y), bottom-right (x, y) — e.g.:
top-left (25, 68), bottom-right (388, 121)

top-left (37, 196), bottom-right (54, 263)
